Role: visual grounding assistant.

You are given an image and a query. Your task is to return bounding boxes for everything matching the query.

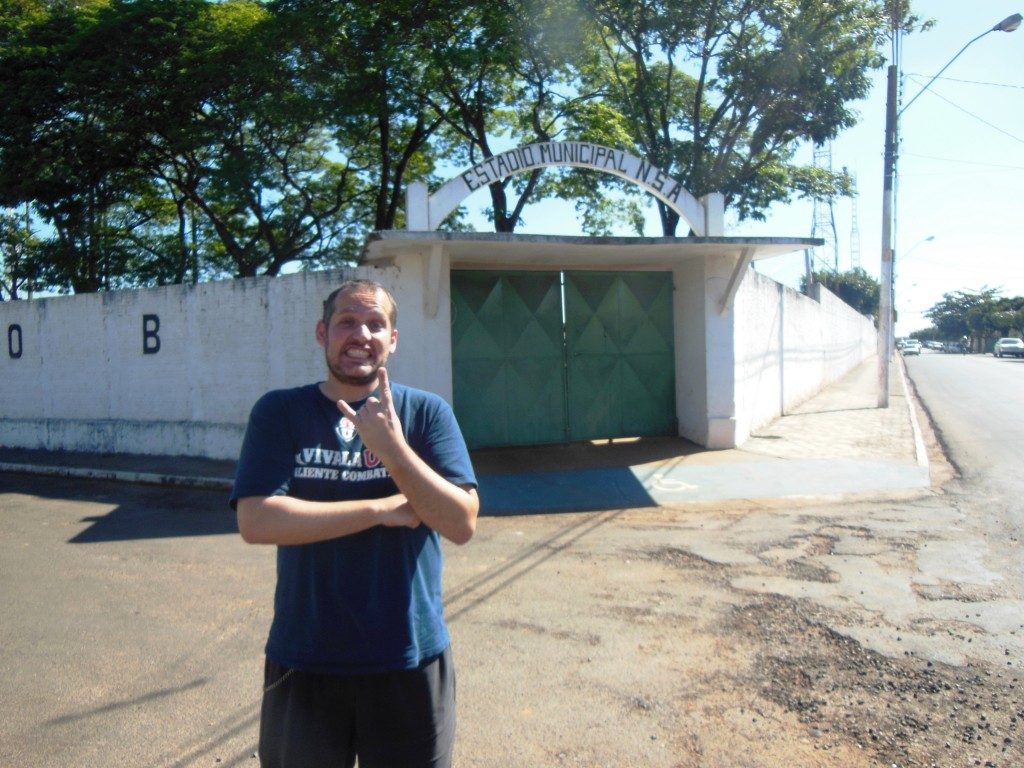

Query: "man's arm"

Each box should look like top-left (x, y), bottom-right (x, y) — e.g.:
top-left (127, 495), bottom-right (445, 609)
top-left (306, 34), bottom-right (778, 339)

top-left (236, 493), bottom-right (419, 546)
top-left (373, 450), bottom-right (479, 545)
top-left (337, 369), bottom-right (479, 545)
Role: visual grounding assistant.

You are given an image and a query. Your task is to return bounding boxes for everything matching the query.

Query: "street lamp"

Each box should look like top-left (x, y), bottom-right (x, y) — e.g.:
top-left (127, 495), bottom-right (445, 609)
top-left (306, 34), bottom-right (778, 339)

top-left (895, 233), bottom-right (935, 271)
top-left (877, 12), bottom-right (1022, 407)
top-left (901, 15), bottom-right (1022, 116)
top-left (893, 234), bottom-right (934, 303)
top-left (902, 235), bottom-right (935, 260)
top-left (894, 234), bottom-right (934, 278)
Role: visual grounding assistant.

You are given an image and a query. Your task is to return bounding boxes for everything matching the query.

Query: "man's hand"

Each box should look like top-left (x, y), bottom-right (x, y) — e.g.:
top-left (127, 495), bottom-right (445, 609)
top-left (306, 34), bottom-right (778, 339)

top-left (336, 368), bottom-right (405, 463)
top-left (337, 367), bottom-right (478, 545)
top-left (377, 494), bottom-right (421, 529)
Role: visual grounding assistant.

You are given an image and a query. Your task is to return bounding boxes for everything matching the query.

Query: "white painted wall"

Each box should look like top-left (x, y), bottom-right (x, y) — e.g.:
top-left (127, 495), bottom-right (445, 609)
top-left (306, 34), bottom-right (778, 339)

top-left (0, 265), bottom-right (456, 460)
top-left (1, 259), bottom-right (872, 460)
top-left (733, 270), bottom-right (876, 443)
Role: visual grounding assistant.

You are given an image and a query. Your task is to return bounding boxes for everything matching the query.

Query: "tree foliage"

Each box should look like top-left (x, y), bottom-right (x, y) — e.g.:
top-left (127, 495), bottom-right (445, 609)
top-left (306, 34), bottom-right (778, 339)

top-left (0, 207), bottom-right (41, 299)
top-left (922, 289), bottom-right (1024, 348)
top-left (800, 267), bottom-right (880, 319)
top-left (570, 0), bottom-right (887, 234)
top-left (0, 0), bottom-right (911, 293)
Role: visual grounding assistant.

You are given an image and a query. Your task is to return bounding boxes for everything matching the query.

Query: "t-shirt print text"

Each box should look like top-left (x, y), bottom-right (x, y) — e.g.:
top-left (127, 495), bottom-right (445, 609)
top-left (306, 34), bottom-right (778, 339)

top-left (292, 445), bottom-right (388, 481)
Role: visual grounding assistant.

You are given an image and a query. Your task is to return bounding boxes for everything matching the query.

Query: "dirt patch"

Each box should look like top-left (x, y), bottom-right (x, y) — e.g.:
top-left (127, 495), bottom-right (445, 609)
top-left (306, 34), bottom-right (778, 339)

top-left (781, 558), bottom-right (839, 583)
top-left (914, 580), bottom-right (1005, 603)
top-left (454, 494), bottom-right (1023, 768)
top-left (723, 594), bottom-right (1024, 768)
top-left (639, 545), bottom-right (730, 572)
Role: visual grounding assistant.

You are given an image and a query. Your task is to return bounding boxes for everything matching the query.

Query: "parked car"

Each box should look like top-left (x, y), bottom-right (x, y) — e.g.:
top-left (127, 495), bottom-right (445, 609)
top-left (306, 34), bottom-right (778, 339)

top-left (992, 337), bottom-right (1024, 358)
top-left (901, 339), bottom-right (922, 356)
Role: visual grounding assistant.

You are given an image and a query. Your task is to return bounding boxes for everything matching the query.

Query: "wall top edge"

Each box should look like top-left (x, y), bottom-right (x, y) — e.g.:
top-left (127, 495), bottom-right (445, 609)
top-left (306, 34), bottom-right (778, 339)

top-left (362, 230), bottom-right (820, 268)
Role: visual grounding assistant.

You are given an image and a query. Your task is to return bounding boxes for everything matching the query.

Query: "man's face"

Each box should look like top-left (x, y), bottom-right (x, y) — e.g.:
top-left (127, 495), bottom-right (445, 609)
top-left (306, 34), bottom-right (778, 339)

top-left (316, 286), bottom-right (398, 390)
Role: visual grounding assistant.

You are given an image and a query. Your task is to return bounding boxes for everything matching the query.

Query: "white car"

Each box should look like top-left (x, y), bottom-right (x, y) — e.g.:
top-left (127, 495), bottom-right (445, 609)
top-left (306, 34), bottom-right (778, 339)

top-left (992, 337), bottom-right (1024, 358)
top-left (901, 339), bottom-right (922, 356)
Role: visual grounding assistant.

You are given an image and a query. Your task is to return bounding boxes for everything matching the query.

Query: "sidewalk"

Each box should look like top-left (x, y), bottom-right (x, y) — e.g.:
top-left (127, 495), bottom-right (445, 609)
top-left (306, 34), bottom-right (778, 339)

top-left (0, 356), bottom-right (931, 513)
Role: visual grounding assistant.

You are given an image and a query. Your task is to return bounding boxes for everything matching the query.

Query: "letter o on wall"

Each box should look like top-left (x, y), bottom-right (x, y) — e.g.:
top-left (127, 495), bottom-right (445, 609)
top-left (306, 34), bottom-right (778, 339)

top-left (8, 324), bottom-right (22, 359)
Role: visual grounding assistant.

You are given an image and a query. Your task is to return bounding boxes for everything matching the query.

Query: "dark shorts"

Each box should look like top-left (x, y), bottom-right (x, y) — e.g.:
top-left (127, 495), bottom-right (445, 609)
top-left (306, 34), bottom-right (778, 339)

top-left (258, 647), bottom-right (456, 768)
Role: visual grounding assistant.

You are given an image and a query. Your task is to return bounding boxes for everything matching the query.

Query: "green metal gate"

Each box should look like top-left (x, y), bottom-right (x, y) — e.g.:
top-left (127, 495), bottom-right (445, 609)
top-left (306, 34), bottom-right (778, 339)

top-left (451, 271), bottom-right (566, 448)
top-left (564, 271), bottom-right (677, 441)
top-left (451, 270), bottom-right (675, 449)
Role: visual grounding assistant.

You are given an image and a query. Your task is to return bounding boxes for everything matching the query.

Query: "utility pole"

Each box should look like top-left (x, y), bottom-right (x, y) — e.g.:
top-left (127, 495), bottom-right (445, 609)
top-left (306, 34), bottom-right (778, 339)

top-left (876, 12), bottom-right (1022, 408)
top-left (877, 64), bottom-right (898, 407)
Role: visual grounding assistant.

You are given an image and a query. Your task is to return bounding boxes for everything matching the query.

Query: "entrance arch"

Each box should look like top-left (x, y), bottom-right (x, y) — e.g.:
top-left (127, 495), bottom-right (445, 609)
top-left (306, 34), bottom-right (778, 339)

top-left (405, 141), bottom-right (723, 236)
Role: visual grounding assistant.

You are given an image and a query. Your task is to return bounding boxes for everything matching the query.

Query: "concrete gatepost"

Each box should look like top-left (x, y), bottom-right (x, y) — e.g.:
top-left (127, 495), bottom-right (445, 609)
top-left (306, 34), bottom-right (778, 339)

top-left (703, 252), bottom-right (740, 448)
top-left (405, 182), bottom-right (430, 231)
top-left (701, 192), bottom-right (725, 237)
top-left (388, 250), bottom-right (455, 404)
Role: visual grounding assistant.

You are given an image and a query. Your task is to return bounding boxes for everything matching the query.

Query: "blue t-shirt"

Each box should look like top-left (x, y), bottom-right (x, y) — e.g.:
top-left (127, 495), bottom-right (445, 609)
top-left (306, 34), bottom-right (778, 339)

top-left (230, 382), bottom-right (476, 675)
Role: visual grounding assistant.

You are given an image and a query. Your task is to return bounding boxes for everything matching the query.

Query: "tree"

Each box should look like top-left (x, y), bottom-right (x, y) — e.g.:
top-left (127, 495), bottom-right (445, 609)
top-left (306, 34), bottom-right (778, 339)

top-left (914, 290), bottom-right (1024, 352)
top-left (111, 0), bottom-right (370, 279)
top-left (964, 294), bottom-right (1024, 349)
top-left (0, 0), bottom-right (371, 286)
top-left (800, 267), bottom-right (880, 319)
top-left (923, 288), bottom-right (1000, 342)
top-left (567, 0), bottom-right (888, 234)
top-left (0, 0), bottom-right (165, 292)
top-left (908, 325), bottom-right (939, 342)
top-left (0, 207), bottom-right (41, 300)
top-left (269, 0), bottom-right (473, 233)
top-left (0, 0), bottom-right (936, 292)
top-left (427, 0), bottom-right (600, 232)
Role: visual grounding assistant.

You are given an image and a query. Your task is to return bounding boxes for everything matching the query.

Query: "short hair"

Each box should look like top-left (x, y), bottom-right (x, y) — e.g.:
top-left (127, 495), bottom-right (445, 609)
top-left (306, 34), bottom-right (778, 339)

top-left (322, 279), bottom-right (398, 327)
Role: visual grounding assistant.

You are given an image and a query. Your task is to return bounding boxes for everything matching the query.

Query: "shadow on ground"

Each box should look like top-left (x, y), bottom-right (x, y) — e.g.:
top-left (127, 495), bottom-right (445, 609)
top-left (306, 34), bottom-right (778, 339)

top-left (1, 475), bottom-right (237, 543)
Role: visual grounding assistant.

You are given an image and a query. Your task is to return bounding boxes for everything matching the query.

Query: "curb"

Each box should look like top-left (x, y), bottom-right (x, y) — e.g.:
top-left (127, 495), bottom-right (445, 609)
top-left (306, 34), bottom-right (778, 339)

top-left (0, 462), bottom-right (232, 492)
top-left (894, 355), bottom-right (930, 469)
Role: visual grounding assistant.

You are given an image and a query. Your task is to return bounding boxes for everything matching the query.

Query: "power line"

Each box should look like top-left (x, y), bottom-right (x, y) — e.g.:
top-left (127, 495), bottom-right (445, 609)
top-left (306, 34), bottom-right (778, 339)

top-left (904, 76), bottom-right (1024, 145)
top-left (901, 151), bottom-right (1024, 170)
top-left (904, 73), bottom-right (1024, 90)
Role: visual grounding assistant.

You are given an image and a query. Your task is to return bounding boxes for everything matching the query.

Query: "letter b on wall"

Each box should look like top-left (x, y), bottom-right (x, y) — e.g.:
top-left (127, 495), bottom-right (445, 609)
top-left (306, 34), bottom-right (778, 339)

top-left (143, 314), bottom-right (160, 355)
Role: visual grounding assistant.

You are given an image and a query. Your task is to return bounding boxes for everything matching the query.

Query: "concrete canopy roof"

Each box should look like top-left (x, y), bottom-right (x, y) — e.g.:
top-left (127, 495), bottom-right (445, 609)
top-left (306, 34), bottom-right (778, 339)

top-left (361, 230), bottom-right (821, 270)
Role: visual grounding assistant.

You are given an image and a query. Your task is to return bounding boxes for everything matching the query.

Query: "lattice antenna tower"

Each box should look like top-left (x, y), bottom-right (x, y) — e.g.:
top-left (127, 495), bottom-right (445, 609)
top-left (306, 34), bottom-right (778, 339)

top-left (810, 143), bottom-right (840, 272)
top-left (846, 167), bottom-right (861, 269)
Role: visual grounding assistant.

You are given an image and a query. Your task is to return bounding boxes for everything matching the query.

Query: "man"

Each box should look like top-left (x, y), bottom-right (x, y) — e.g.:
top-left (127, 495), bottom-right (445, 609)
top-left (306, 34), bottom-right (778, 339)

top-left (231, 278), bottom-right (479, 768)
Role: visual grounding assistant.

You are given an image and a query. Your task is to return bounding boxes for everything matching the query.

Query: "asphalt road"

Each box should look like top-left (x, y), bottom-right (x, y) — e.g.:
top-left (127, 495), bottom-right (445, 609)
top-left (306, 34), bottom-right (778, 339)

top-left (4, 356), bottom-right (1024, 767)
top-left (903, 349), bottom-right (1024, 591)
top-left (0, 479), bottom-right (268, 768)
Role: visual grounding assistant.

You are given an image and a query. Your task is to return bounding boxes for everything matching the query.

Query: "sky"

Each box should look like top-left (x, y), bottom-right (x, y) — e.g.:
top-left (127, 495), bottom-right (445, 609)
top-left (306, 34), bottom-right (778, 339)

top-left (457, 1), bottom-right (1024, 337)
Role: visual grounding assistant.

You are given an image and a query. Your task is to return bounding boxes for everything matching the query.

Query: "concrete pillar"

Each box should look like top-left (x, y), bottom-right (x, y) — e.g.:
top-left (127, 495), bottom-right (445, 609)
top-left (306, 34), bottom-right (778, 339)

top-left (390, 251), bottom-right (454, 403)
top-left (703, 253), bottom-right (738, 448)
top-left (701, 192), bottom-right (725, 236)
top-left (405, 182), bottom-right (430, 230)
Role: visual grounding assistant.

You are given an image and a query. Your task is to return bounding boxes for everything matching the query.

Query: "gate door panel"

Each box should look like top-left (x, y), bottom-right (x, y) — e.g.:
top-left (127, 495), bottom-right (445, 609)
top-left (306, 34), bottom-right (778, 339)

top-left (564, 271), bottom-right (676, 440)
top-left (451, 271), bottom-right (566, 449)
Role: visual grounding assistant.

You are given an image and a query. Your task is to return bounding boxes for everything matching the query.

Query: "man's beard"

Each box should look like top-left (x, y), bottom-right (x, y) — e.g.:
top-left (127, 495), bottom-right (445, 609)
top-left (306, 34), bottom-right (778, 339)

top-left (326, 352), bottom-right (380, 388)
